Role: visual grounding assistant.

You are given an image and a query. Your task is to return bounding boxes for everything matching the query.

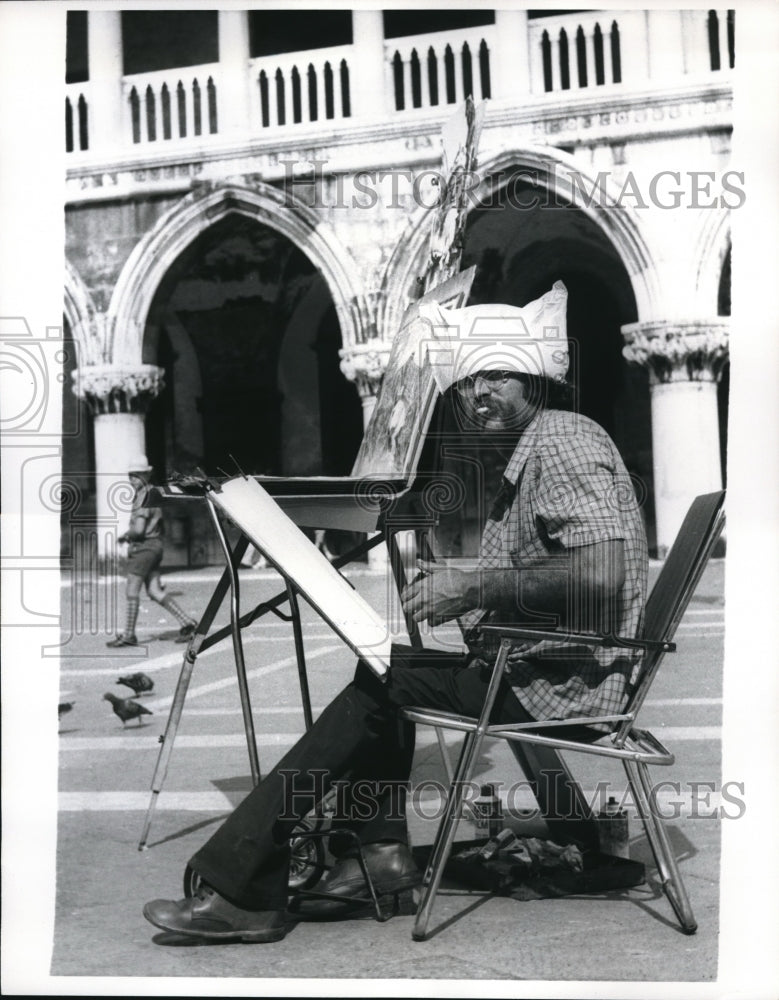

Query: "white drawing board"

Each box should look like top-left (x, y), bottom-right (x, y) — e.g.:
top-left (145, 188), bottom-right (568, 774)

top-left (210, 475), bottom-right (393, 677)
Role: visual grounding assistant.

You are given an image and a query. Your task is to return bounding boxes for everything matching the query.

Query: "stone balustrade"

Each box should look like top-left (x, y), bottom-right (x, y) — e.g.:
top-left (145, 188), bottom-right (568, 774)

top-left (123, 64), bottom-right (221, 145)
top-left (528, 10), bottom-right (636, 92)
top-left (249, 44), bottom-right (354, 128)
top-left (65, 9), bottom-right (734, 158)
top-left (386, 25), bottom-right (495, 111)
top-left (65, 83), bottom-right (91, 152)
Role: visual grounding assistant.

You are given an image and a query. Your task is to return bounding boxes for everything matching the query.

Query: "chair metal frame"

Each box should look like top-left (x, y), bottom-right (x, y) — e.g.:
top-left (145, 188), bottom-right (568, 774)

top-left (401, 490), bottom-right (726, 940)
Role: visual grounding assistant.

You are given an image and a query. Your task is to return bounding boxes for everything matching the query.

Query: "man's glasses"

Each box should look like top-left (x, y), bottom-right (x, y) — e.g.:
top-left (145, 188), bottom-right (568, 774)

top-left (455, 370), bottom-right (517, 397)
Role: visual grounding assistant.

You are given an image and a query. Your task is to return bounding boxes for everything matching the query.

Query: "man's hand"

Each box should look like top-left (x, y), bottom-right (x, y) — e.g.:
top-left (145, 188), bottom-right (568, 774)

top-left (401, 560), bottom-right (479, 626)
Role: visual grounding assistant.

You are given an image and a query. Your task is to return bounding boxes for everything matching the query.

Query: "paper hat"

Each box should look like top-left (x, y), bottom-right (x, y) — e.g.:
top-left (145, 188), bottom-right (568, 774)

top-left (128, 454), bottom-right (153, 474)
top-left (417, 281), bottom-right (569, 394)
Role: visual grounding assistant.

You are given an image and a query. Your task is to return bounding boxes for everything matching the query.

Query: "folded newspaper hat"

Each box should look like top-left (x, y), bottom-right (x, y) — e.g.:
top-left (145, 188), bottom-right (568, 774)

top-left (417, 280), bottom-right (569, 394)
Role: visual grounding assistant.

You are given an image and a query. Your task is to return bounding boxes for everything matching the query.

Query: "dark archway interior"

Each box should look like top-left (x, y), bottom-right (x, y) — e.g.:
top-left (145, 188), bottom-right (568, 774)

top-left (140, 214), bottom-right (363, 565)
top-left (142, 214), bottom-right (362, 481)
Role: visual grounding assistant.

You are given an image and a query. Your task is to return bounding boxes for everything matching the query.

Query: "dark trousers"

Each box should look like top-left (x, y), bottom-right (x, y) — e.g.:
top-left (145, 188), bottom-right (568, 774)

top-left (189, 646), bottom-right (533, 911)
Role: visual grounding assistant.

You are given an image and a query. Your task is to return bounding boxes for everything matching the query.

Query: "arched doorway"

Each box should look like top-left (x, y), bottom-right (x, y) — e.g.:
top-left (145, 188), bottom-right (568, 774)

top-left (142, 213), bottom-right (362, 478)
top-left (141, 213), bottom-right (363, 564)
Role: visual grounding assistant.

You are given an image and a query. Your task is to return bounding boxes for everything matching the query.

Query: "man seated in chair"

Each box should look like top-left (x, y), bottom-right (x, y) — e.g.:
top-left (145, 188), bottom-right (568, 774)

top-left (143, 281), bottom-right (648, 944)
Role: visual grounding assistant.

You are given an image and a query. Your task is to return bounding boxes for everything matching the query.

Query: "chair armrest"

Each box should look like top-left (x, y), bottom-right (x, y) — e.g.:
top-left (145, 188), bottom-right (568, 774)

top-left (478, 624), bottom-right (675, 654)
top-left (487, 713), bottom-right (632, 734)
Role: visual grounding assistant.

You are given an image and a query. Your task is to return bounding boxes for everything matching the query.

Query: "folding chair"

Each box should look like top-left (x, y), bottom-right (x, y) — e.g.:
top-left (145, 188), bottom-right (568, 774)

top-left (400, 490), bottom-right (726, 940)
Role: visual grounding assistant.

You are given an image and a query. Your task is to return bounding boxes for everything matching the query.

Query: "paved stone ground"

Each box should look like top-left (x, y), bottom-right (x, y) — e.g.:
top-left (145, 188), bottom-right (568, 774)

top-left (7, 557), bottom-right (773, 996)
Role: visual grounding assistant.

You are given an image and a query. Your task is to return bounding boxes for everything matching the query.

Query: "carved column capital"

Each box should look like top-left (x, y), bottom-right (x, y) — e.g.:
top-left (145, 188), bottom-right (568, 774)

top-left (72, 363), bottom-right (165, 415)
top-left (622, 319), bottom-right (729, 384)
top-left (339, 340), bottom-right (393, 400)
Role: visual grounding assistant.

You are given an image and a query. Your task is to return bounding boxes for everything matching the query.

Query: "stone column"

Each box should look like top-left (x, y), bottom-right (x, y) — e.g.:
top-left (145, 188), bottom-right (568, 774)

top-left (492, 10), bottom-right (530, 98)
top-left (340, 340), bottom-right (393, 570)
top-left (87, 10), bottom-right (125, 153)
top-left (72, 364), bottom-right (165, 566)
top-left (350, 10), bottom-right (386, 118)
top-left (622, 319), bottom-right (728, 556)
top-left (218, 9), bottom-right (252, 134)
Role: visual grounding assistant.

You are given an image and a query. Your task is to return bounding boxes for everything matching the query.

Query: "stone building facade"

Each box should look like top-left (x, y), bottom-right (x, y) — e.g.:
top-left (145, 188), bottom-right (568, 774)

top-left (63, 8), bottom-right (733, 566)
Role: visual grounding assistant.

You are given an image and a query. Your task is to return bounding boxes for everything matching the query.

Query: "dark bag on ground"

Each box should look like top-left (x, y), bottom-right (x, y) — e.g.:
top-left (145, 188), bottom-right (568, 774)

top-left (428, 832), bottom-right (645, 900)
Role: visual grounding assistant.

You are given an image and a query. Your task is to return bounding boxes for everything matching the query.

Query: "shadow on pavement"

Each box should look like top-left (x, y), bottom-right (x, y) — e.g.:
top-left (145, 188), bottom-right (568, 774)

top-left (144, 814), bottom-right (228, 850)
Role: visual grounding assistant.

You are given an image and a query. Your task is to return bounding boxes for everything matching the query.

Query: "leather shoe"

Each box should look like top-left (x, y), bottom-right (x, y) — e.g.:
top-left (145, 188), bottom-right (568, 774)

top-left (143, 883), bottom-right (288, 943)
top-left (293, 841), bottom-right (421, 918)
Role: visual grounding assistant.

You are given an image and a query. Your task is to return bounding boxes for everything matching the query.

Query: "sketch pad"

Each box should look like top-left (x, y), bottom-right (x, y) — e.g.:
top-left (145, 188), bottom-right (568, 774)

top-left (209, 476), bottom-right (393, 678)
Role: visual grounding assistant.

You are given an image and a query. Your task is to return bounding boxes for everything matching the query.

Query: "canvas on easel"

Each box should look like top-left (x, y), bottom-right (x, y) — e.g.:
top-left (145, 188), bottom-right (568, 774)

top-left (208, 475), bottom-right (395, 677)
top-left (350, 266), bottom-right (475, 482)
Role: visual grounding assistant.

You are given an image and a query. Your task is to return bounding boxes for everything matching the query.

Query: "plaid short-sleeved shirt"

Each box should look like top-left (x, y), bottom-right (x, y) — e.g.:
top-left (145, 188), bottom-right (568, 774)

top-left (461, 408), bottom-right (648, 724)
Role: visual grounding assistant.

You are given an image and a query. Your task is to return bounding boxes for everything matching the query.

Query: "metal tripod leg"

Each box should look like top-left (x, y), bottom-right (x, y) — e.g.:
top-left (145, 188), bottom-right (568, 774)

top-left (138, 528), bottom-right (250, 850)
top-left (285, 582), bottom-right (313, 731)
top-left (207, 496), bottom-right (261, 787)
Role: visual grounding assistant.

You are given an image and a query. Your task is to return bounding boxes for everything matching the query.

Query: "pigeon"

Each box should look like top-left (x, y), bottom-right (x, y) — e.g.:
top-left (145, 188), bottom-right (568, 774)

top-left (58, 701), bottom-right (75, 720)
top-left (103, 692), bottom-right (153, 727)
top-left (117, 671), bottom-right (154, 696)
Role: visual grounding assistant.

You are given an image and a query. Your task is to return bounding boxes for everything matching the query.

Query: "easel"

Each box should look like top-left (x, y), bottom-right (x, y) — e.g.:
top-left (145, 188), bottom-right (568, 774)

top-left (138, 475), bottom-right (429, 849)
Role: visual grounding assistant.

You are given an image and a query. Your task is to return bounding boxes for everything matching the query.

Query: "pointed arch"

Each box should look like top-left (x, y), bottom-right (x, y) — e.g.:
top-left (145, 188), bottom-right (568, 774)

top-left (64, 258), bottom-right (101, 366)
top-left (692, 206), bottom-right (731, 316)
top-left (106, 182), bottom-right (369, 366)
top-left (379, 146), bottom-right (663, 339)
